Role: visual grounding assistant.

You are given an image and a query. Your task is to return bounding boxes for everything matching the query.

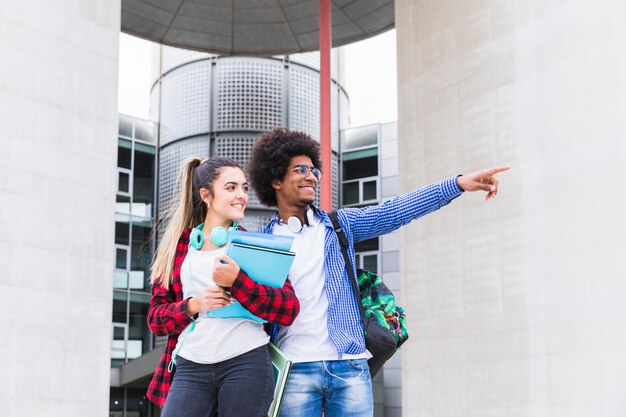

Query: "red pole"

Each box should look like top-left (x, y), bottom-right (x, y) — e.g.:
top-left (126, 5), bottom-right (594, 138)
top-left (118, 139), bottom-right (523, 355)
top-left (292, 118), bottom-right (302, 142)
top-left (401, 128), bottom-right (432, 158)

top-left (319, 0), bottom-right (331, 212)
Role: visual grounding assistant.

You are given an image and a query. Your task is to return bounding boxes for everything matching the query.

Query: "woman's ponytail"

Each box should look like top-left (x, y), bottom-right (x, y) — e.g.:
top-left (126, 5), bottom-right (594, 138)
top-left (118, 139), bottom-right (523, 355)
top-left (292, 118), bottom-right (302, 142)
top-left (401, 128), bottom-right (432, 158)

top-left (150, 157), bottom-right (206, 288)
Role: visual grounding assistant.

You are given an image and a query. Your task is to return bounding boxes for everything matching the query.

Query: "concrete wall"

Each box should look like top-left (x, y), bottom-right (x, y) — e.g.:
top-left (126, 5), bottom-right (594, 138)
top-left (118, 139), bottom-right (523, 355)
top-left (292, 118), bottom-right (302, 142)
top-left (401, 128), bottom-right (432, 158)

top-left (396, 1), bottom-right (626, 416)
top-left (0, 1), bottom-right (120, 416)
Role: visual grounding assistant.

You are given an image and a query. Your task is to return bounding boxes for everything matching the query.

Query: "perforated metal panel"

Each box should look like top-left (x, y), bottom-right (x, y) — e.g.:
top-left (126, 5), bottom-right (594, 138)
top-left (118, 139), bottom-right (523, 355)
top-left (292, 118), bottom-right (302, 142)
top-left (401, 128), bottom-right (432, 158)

top-left (216, 58), bottom-right (284, 132)
top-left (214, 135), bottom-right (264, 208)
top-left (289, 66), bottom-right (320, 140)
top-left (160, 61), bottom-right (211, 145)
top-left (289, 65), bottom-right (341, 152)
top-left (149, 83), bottom-right (160, 123)
top-left (158, 137), bottom-right (210, 218)
top-left (332, 86), bottom-right (339, 152)
top-left (161, 45), bottom-right (212, 74)
top-left (289, 51), bottom-right (320, 70)
top-left (153, 53), bottom-right (349, 219)
top-left (215, 136), bottom-right (255, 169)
top-left (332, 153), bottom-right (339, 210)
top-left (241, 212), bottom-right (274, 232)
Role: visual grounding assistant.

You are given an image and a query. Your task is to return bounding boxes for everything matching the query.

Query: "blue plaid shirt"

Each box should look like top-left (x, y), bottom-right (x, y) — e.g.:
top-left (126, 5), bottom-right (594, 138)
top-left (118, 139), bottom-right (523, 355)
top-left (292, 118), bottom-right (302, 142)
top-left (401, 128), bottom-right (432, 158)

top-left (260, 176), bottom-right (463, 357)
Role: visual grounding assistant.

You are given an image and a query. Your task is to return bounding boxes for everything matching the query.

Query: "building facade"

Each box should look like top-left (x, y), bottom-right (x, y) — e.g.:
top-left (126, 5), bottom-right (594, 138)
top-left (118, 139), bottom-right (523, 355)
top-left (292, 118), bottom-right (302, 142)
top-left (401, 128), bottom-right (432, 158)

top-left (395, 1), bottom-right (626, 416)
top-left (110, 115), bottom-right (158, 417)
top-left (0, 2), bottom-right (119, 417)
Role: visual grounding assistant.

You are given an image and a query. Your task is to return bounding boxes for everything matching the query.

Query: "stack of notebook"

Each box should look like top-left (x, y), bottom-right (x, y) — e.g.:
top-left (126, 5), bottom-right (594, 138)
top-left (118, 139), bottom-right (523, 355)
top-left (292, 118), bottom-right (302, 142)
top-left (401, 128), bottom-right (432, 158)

top-left (207, 230), bottom-right (296, 323)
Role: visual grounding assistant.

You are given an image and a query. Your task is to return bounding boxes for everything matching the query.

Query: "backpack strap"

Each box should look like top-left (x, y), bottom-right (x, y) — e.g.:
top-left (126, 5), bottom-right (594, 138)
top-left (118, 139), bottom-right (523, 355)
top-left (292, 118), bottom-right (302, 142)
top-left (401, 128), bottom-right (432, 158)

top-left (328, 211), bottom-right (367, 326)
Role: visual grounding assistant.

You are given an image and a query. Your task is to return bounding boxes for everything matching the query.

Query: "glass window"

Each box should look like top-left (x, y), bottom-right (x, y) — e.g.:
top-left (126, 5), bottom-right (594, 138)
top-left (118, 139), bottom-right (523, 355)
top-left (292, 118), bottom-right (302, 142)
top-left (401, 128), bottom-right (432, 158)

top-left (135, 142), bottom-right (155, 155)
top-left (116, 195), bottom-right (131, 216)
top-left (118, 171), bottom-right (130, 194)
top-left (114, 271), bottom-right (128, 289)
top-left (115, 221), bottom-right (130, 245)
top-left (129, 272), bottom-right (145, 290)
top-left (342, 182), bottom-right (359, 205)
top-left (113, 326), bottom-right (125, 341)
top-left (342, 124), bottom-right (378, 150)
top-left (118, 139), bottom-right (132, 169)
top-left (342, 148), bottom-right (377, 161)
top-left (119, 116), bottom-right (133, 138)
top-left (112, 290), bottom-right (128, 324)
top-left (131, 224), bottom-right (153, 290)
top-left (363, 254), bottom-right (378, 274)
top-left (342, 155), bottom-right (377, 181)
top-left (132, 144), bottom-right (155, 217)
top-left (363, 180), bottom-right (377, 201)
top-left (116, 247), bottom-right (128, 270)
top-left (111, 322), bottom-right (127, 367)
top-left (134, 120), bottom-right (155, 143)
top-left (128, 292), bottom-right (151, 356)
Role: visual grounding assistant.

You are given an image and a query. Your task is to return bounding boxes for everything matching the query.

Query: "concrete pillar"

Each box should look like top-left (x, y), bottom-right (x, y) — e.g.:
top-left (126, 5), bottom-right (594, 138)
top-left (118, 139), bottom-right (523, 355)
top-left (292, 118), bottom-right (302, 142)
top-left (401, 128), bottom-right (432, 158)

top-left (396, 1), bottom-right (626, 415)
top-left (0, 1), bottom-right (120, 416)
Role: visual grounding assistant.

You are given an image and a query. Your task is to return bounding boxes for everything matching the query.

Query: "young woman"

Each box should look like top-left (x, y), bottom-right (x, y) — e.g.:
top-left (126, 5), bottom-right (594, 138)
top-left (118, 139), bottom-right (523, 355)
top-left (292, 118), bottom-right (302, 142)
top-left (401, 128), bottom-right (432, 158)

top-left (146, 156), bottom-right (300, 417)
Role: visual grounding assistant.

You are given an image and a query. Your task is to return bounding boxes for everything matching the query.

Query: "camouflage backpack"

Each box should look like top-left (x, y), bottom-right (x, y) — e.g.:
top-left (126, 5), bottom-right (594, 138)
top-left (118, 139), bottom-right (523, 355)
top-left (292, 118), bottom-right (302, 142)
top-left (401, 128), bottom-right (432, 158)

top-left (329, 212), bottom-right (409, 377)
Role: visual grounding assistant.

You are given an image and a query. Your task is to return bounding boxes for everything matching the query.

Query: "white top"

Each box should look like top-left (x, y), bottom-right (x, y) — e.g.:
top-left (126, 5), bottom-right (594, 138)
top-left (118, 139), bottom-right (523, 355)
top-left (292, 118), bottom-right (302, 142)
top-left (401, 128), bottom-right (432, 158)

top-left (274, 209), bottom-right (369, 363)
top-left (175, 245), bottom-right (269, 364)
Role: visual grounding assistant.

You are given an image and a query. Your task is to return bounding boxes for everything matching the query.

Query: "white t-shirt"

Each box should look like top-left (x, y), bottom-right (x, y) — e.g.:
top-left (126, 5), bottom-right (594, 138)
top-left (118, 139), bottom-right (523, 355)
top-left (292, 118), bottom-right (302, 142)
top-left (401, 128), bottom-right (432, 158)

top-left (274, 209), bottom-right (369, 363)
top-left (174, 245), bottom-right (269, 364)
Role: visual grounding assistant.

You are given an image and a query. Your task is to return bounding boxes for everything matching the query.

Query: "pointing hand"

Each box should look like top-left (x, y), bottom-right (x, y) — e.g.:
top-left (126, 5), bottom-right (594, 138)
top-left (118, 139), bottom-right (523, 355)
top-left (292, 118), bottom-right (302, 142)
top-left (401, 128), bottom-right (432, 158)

top-left (456, 166), bottom-right (511, 201)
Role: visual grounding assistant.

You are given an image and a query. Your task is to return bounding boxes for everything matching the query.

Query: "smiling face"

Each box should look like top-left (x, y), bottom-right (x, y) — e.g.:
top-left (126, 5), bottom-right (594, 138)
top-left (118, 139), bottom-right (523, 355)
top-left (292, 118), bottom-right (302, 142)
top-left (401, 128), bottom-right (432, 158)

top-left (200, 166), bottom-right (248, 224)
top-left (272, 155), bottom-right (319, 210)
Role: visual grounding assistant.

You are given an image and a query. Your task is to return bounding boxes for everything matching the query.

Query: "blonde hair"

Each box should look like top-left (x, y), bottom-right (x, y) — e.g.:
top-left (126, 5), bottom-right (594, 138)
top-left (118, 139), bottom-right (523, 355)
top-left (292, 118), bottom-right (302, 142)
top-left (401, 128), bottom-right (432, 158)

top-left (150, 157), bottom-right (204, 289)
top-left (150, 156), bottom-right (242, 289)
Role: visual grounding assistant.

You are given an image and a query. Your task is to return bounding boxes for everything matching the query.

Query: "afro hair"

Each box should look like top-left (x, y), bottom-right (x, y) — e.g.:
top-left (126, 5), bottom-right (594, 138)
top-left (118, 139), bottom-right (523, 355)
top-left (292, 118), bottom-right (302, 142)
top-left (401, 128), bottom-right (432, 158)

top-left (248, 127), bottom-right (322, 207)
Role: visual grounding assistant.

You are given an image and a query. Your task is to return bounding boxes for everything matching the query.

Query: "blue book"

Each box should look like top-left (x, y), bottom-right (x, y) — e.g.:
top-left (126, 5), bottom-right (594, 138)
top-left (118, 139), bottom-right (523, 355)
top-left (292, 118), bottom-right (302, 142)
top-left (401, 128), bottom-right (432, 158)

top-left (207, 231), bottom-right (295, 322)
top-left (228, 230), bottom-right (294, 251)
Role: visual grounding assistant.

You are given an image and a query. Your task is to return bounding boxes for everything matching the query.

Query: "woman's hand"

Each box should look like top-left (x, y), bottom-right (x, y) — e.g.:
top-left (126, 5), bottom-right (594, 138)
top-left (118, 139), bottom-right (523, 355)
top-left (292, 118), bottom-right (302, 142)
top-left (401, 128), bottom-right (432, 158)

top-left (187, 286), bottom-right (232, 314)
top-left (212, 255), bottom-right (241, 287)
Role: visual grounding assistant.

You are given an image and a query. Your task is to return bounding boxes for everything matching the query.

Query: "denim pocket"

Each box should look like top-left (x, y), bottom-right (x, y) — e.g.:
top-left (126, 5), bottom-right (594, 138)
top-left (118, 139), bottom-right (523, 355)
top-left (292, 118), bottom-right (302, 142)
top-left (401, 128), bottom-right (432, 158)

top-left (339, 359), bottom-right (369, 382)
top-left (347, 358), bottom-right (368, 371)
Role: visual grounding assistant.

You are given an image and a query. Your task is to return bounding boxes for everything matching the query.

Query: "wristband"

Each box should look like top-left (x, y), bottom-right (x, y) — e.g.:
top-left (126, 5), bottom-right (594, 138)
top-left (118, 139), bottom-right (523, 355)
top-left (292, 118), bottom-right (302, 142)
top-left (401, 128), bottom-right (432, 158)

top-left (185, 298), bottom-right (197, 320)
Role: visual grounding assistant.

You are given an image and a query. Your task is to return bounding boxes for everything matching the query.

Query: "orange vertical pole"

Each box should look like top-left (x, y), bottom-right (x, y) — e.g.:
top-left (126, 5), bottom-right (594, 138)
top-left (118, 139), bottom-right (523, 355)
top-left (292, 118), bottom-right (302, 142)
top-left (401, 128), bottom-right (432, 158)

top-left (320, 0), bottom-right (332, 211)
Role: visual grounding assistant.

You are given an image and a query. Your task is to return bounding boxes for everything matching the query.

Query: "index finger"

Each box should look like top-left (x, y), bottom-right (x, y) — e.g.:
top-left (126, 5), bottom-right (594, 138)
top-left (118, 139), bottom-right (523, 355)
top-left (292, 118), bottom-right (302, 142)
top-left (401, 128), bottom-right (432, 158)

top-left (484, 166), bottom-right (511, 176)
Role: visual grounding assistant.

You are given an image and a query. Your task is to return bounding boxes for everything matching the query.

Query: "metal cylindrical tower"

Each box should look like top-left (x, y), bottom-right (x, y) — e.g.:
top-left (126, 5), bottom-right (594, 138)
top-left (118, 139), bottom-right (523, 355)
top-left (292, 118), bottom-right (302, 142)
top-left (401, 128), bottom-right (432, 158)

top-left (150, 46), bottom-right (349, 230)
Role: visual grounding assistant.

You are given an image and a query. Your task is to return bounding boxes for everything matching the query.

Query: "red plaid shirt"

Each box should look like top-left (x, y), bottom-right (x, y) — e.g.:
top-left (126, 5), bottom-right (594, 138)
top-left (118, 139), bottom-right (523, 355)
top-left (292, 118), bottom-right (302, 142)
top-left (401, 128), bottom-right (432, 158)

top-left (146, 228), bottom-right (300, 407)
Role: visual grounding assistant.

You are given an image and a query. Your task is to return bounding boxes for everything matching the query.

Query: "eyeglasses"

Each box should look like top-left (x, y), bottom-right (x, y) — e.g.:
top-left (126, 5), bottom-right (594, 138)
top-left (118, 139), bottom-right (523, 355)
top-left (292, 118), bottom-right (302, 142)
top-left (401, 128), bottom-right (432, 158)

top-left (291, 165), bottom-right (322, 181)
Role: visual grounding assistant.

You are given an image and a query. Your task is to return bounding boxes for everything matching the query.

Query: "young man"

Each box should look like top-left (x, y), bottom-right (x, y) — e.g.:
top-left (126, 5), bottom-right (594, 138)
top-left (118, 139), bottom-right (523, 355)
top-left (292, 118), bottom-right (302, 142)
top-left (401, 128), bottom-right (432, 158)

top-left (248, 127), bottom-right (509, 417)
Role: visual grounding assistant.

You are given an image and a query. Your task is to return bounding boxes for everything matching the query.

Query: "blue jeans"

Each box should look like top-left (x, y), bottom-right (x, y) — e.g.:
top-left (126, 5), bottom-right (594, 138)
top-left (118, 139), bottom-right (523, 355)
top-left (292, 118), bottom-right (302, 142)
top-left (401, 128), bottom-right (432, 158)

top-left (162, 345), bottom-right (275, 417)
top-left (278, 359), bottom-right (373, 417)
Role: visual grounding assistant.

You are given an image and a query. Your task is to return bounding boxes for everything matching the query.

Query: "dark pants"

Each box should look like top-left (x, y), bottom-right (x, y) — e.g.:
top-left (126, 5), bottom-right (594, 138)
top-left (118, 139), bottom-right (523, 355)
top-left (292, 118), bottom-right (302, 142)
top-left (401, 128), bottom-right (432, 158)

top-left (162, 345), bottom-right (275, 417)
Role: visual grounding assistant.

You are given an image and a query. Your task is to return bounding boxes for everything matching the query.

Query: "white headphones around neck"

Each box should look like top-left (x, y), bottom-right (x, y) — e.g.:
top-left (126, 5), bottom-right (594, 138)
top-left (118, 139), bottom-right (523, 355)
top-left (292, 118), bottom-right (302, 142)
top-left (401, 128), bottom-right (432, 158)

top-left (279, 212), bottom-right (310, 233)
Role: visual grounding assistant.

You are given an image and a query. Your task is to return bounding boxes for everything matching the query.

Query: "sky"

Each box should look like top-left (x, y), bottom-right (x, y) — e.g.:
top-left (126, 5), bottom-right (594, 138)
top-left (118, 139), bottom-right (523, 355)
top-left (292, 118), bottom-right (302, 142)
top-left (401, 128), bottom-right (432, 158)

top-left (117, 29), bottom-right (397, 128)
